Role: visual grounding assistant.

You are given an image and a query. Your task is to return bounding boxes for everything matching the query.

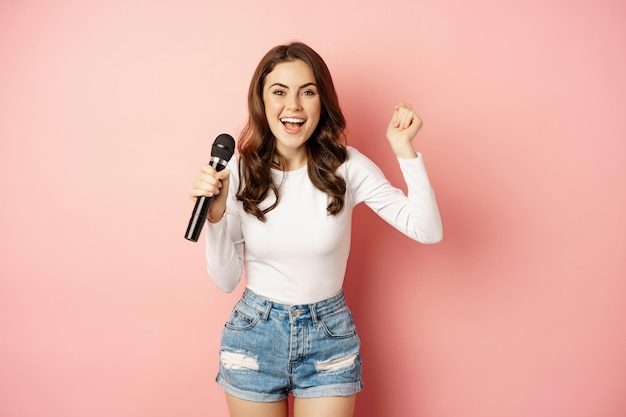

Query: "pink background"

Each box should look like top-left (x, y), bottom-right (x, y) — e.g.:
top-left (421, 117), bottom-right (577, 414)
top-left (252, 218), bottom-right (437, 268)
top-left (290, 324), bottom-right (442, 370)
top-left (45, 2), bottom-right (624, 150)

top-left (1, 1), bottom-right (625, 416)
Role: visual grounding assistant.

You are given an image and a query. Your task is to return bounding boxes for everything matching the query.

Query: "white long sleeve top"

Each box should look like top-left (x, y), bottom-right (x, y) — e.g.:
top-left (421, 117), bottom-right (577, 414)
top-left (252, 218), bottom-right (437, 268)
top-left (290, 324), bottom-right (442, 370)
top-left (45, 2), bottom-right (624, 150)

top-left (205, 146), bottom-right (442, 305)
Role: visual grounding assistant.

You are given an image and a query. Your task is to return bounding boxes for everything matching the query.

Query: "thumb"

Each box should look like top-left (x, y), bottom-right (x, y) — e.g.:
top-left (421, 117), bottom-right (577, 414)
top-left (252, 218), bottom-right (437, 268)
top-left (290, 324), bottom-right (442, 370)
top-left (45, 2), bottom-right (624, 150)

top-left (217, 168), bottom-right (230, 189)
top-left (207, 169), bottom-right (230, 223)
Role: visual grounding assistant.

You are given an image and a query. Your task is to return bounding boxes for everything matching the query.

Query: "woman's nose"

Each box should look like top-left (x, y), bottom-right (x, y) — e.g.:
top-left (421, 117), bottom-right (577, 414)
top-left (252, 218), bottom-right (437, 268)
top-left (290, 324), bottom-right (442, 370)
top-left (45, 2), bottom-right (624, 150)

top-left (286, 94), bottom-right (302, 110)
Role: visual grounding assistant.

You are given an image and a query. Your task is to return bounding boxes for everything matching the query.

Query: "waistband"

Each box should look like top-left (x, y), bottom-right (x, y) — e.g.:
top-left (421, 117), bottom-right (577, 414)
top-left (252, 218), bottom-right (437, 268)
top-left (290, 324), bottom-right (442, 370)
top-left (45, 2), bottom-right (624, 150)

top-left (239, 288), bottom-right (347, 323)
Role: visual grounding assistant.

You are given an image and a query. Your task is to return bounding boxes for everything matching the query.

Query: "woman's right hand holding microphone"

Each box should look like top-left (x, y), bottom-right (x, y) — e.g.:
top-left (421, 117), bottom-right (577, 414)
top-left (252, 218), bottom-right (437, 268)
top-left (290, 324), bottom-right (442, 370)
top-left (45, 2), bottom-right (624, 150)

top-left (188, 165), bottom-right (230, 223)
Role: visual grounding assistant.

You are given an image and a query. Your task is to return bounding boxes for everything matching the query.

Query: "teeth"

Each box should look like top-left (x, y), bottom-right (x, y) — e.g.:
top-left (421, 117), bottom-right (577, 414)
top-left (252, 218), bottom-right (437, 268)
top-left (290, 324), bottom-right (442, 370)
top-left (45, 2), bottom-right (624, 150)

top-left (280, 117), bottom-right (305, 124)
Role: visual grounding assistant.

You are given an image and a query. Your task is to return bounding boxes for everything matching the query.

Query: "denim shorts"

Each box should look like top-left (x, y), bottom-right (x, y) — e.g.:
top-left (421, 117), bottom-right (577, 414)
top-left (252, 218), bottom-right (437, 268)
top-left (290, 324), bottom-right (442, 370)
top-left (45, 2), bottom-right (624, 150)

top-left (216, 288), bottom-right (364, 402)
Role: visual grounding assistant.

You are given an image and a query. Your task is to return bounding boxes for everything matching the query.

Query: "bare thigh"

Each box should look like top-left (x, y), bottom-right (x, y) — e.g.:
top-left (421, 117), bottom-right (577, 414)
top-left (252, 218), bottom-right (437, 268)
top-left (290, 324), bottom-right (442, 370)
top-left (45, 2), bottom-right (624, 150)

top-left (293, 395), bottom-right (356, 417)
top-left (225, 393), bottom-right (288, 417)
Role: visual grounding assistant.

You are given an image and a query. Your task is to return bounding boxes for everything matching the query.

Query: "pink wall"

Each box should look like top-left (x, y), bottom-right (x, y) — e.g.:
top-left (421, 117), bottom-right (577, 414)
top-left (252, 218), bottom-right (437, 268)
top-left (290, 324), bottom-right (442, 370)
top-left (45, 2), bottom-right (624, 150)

top-left (1, 1), bottom-right (625, 416)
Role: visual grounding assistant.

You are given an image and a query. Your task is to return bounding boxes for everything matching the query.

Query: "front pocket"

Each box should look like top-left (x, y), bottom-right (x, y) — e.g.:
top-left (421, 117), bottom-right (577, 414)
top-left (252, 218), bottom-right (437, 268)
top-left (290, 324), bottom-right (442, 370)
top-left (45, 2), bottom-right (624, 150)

top-left (318, 308), bottom-right (357, 339)
top-left (224, 305), bottom-right (260, 331)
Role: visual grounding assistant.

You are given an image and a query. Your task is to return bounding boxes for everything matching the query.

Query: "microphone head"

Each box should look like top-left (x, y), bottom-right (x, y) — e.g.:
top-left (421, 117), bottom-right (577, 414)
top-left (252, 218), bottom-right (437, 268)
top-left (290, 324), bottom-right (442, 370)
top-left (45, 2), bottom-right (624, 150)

top-left (211, 133), bottom-right (236, 162)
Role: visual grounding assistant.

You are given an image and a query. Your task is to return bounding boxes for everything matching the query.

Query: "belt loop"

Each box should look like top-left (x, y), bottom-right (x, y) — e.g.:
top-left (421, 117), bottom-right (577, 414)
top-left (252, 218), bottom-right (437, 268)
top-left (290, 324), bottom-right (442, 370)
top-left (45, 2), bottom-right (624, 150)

top-left (261, 300), bottom-right (272, 322)
top-left (310, 302), bottom-right (319, 324)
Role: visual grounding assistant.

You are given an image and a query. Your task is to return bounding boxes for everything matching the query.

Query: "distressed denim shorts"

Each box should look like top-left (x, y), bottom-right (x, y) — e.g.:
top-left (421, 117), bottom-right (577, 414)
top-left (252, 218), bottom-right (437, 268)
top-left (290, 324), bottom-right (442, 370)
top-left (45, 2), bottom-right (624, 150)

top-left (216, 288), bottom-right (364, 402)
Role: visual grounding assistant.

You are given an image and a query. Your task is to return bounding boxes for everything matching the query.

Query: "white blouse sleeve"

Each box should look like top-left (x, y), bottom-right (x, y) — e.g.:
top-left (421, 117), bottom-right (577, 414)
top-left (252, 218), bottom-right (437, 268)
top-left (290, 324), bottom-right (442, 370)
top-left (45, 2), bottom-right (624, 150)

top-left (204, 160), bottom-right (245, 293)
top-left (347, 148), bottom-right (443, 244)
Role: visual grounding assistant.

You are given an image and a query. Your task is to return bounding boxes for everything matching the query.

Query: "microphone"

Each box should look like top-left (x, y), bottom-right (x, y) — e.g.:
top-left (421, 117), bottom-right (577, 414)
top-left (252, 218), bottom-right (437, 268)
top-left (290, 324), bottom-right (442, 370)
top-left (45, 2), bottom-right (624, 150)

top-left (184, 133), bottom-right (236, 242)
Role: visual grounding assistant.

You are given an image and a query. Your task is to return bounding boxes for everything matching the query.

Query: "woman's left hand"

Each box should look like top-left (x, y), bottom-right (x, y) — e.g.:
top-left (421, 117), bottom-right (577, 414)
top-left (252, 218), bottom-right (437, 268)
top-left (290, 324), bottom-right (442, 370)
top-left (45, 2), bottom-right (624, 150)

top-left (386, 102), bottom-right (423, 158)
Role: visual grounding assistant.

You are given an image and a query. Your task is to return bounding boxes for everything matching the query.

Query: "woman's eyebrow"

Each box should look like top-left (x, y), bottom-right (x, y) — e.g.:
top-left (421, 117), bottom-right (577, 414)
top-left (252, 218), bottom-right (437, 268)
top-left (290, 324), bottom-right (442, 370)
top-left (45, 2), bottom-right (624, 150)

top-left (268, 82), bottom-right (317, 89)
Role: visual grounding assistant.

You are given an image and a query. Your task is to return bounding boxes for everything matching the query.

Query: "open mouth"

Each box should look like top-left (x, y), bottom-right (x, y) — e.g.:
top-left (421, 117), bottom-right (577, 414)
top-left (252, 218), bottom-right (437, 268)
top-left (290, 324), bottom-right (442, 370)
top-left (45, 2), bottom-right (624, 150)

top-left (280, 117), bottom-right (306, 131)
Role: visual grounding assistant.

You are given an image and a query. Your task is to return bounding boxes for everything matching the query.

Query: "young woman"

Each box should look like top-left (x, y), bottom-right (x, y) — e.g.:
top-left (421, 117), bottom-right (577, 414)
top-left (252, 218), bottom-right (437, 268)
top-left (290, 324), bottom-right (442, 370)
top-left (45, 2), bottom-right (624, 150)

top-left (189, 42), bottom-right (443, 417)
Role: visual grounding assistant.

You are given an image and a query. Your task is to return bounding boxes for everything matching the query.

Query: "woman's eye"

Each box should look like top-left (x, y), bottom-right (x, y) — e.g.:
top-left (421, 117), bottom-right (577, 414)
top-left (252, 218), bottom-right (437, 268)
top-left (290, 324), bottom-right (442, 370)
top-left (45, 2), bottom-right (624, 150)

top-left (302, 90), bottom-right (315, 96)
top-left (273, 90), bottom-right (285, 96)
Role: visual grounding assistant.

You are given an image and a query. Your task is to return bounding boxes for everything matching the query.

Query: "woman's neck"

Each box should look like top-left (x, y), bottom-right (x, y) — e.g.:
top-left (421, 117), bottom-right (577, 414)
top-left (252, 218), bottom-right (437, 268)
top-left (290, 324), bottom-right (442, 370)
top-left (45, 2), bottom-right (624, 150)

top-left (274, 151), bottom-right (307, 171)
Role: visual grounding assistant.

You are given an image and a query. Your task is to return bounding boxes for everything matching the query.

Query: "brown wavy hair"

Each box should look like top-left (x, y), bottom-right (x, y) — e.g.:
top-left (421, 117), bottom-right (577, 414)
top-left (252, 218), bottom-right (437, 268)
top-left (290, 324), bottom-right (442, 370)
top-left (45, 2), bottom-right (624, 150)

top-left (236, 42), bottom-right (347, 221)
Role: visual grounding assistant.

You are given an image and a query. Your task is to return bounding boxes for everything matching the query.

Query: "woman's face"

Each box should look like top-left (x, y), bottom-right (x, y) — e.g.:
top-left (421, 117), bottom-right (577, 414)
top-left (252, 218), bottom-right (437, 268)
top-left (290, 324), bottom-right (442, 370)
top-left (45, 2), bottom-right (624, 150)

top-left (262, 59), bottom-right (321, 164)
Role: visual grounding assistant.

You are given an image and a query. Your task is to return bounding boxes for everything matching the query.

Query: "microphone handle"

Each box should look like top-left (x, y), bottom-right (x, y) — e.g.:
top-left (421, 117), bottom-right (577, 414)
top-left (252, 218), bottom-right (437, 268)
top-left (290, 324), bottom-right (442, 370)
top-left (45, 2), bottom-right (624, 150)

top-left (184, 195), bottom-right (214, 242)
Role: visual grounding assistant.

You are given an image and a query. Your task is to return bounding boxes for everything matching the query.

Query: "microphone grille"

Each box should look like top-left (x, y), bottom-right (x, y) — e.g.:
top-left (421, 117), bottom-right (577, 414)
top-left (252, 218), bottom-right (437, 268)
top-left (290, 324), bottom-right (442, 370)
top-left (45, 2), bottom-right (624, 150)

top-left (211, 133), bottom-right (236, 161)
